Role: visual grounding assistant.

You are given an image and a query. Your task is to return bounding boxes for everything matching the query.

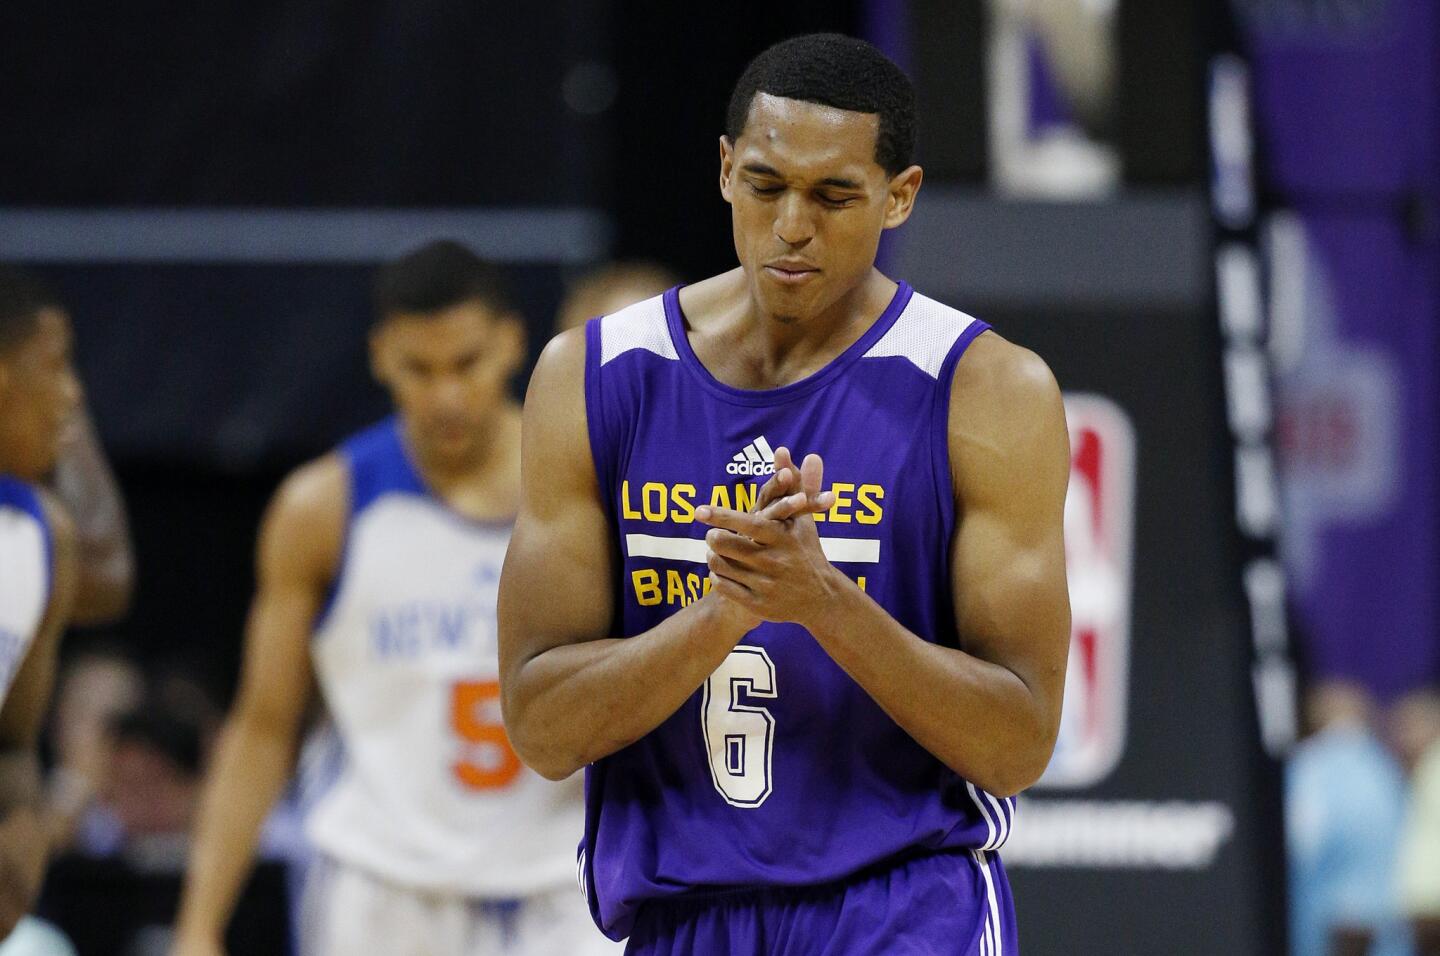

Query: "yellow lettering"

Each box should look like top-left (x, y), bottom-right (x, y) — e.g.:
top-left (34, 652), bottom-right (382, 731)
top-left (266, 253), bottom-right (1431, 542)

top-left (828, 482), bottom-right (855, 523)
top-left (708, 485), bottom-right (732, 510)
top-left (666, 569), bottom-right (686, 606)
top-left (633, 569), bottom-right (661, 606)
top-left (642, 482), bottom-right (667, 522)
top-left (703, 575), bottom-right (714, 595)
top-left (856, 484), bottom-right (884, 525)
top-left (734, 482), bottom-right (757, 512)
top-left (686, 573), bottom-right (702, 604)
top-left (621, 481), bottom-right (641, 520)
top-left (857, 576), bottom-right (867, 593)
top-left (671, 484), bottom-right (697, 523)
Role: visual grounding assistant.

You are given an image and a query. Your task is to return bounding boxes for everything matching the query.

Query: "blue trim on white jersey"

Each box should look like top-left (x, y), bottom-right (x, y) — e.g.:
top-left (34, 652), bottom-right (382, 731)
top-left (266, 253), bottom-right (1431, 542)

top-left (311, 417), bottom-right (422, 634)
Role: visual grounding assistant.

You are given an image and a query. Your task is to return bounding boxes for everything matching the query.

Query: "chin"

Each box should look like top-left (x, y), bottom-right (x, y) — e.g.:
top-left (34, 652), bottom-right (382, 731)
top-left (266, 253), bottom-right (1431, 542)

top-left (756, 278), bottom-right (826, 320)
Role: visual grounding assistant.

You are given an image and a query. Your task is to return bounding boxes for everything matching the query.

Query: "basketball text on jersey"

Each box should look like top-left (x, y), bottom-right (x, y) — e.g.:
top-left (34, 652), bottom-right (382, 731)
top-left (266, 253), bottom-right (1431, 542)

top-left (618, 471), bottom-right (883, 607)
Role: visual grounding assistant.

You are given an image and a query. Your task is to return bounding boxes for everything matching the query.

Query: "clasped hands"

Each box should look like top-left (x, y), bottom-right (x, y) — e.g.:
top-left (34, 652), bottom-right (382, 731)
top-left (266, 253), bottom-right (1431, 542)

top-left (696, 446), bottom-right (851, 630)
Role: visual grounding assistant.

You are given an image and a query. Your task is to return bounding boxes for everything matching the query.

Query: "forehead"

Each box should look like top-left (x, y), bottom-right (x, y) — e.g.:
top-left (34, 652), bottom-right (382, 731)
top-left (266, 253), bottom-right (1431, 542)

top-left (378, 301), bottom-right (499, 350)
top-left (735, 93), bottom-right (883, 179)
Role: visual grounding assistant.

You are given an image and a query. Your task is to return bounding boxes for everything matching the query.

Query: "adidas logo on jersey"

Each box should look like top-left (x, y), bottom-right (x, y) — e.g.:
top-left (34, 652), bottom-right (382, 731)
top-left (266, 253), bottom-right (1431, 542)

top-left (726, 436), bottom-right (777, 476)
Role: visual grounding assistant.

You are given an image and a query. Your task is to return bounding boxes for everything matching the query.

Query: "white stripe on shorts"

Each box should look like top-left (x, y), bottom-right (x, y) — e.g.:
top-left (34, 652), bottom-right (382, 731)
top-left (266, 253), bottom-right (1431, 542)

top-left (972, 849), bottom-right (1004, 956)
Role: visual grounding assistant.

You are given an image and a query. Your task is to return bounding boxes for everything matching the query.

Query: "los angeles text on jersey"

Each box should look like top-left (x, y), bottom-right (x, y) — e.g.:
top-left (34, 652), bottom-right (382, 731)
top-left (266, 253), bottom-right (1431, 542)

top-left (620, 479), bottom-right (887, 609)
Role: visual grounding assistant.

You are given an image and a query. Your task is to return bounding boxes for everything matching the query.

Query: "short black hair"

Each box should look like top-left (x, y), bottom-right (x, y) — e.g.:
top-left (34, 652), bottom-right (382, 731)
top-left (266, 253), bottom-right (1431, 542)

top-left (726, 33), bottom-right (917, 176)
top-left (110, 702), bottom-right (205, 777)
top-left (372, 240), bottom-right (513, 325)
top-left (0, 265), bottom-right (59, 353)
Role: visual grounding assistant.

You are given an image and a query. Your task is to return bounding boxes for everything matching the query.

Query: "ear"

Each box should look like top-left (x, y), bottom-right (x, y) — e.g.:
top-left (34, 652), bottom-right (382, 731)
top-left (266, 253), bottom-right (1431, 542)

top-left (719, 135), bottom-right (736, 204)
top-left (882, 164), bottom-right (924, 230)
top-left (495, 312), bottom-right (527, 373)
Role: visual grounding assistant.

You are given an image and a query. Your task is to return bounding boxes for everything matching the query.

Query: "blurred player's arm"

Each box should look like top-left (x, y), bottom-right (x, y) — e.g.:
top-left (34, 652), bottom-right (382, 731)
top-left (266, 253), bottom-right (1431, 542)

top-left (172, 458), bottom-right (341, 955)
top-left (46, 405), bottom-right (134, 625)
top-left (702, 333), bottom-right (1070, 797)
top-left (0, 494), bottom-right (77, 939)
top-left (499, 329), bottom-right (817, 781)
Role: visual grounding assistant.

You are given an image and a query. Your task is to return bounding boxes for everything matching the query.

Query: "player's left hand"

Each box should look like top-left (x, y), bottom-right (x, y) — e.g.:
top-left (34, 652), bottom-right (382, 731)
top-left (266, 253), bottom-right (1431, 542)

top-left (696, 451), bottom-right (849, 630)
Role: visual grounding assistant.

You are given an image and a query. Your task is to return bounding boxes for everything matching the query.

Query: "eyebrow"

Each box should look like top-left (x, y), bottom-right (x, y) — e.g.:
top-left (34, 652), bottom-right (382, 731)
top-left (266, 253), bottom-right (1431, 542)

top-left (739, 163), bottom-right (864, 191)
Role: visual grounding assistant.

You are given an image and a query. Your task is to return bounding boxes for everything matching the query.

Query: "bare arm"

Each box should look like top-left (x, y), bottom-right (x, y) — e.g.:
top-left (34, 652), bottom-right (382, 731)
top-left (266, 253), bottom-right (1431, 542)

top-left (47, 406), bottom-right (134, 625)
top-left (0, 494), bottom-right (77, 938)
top-left (172, 458), bottom-right (343, 953)
top-left (498, 329), bottom-right (771, 781)
top-left (701, 334), bottom-right (1071, 796)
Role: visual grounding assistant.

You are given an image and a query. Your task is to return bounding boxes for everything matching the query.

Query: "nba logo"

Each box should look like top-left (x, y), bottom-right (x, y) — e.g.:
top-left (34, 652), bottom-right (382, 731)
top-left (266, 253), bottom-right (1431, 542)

top-left (1039, 394), bottom-right (1137, 789)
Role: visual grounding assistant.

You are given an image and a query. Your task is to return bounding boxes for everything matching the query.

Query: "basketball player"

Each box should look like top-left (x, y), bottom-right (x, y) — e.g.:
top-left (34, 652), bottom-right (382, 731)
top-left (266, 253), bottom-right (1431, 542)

top-left (172, 242), bottom-right (616, 956)
top-left (499, 34), bottom-right (1071, 954)
top-left (0, 268), bottom-right (81, 938)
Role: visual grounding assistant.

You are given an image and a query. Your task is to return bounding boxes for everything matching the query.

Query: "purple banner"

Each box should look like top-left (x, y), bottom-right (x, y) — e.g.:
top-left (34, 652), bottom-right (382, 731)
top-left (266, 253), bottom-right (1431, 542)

top-left (1244, 0), bottom-right (1440, 694)
top-left (1241, 0), bottom-right (1437, 198)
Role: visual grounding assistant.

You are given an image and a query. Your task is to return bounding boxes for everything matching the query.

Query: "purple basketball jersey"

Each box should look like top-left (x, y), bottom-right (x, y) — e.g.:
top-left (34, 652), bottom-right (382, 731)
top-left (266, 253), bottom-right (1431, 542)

top-left (580, 282), bottom-right (1011, 940)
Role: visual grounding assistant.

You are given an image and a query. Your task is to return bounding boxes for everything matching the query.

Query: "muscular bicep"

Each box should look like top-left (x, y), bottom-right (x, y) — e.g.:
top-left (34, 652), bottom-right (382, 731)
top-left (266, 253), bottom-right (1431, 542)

top-left (949, 336), bottom-right (1071, 728)
top-left (228, 459), bottom-right (345, 740)
top-left (498, 329), bottom-right (615, 685)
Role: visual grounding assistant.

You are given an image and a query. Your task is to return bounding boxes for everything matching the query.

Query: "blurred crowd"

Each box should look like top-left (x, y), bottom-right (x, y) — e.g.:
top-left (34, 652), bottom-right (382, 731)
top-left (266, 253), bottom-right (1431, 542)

top-left (1287, 682), bottom-right (1440, 956)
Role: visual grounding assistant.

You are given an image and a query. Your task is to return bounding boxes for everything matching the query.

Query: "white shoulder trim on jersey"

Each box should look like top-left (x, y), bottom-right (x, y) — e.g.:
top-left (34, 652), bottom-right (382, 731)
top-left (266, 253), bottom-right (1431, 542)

top-left (862, 291), bottom-right (980, 379)
top-left (599, 294), bottom-right (677, 366)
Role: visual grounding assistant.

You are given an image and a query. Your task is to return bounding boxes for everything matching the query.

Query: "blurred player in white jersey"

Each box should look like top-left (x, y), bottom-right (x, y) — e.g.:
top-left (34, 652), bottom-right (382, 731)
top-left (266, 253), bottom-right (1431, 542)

top-left (173, 242), bottom-right (615, 956)
top-left (0, 267), bottom-right (82, 940)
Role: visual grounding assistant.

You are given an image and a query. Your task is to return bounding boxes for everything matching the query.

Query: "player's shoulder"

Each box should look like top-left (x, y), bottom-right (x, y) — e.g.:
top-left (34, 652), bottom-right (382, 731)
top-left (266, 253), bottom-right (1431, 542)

top-left (261, 453), bottom-right (348, 579)
top-left (950, 329), bottom-right (1063, 424)
top-left (276, 452), bottom-right (348, 519)
top-left (533, 324), bottom-right (589, 391)
top-left (945, 327), bottom-right (1067, 493)
top-left (34, 487), bottom-right (78, 596)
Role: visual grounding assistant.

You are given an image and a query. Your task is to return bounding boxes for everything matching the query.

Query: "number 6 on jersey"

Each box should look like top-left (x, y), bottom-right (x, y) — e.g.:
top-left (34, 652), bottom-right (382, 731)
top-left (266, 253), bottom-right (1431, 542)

top-left (702, 645), bottom-right (778, 807)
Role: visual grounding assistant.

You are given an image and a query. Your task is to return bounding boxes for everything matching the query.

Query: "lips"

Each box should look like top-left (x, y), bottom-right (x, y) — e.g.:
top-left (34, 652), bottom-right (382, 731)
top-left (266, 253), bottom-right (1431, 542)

top-left (763, 262), bottom-right (820, 285)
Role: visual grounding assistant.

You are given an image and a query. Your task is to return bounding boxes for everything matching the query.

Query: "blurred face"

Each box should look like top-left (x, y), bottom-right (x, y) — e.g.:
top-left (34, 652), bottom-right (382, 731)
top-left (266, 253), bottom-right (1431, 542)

top-left (0, 309), bottom-right (82, 480)
top-left (720, 93), bottom-right (922, 322)
top-left (370, 301), bottom-right (523, 466)
top-left (105, 740), bottom-right (197, 836)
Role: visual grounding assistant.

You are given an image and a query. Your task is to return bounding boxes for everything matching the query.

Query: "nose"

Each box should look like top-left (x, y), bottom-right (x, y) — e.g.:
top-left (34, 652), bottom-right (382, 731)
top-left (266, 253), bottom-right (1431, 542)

top-left (431, 374), bottom-right (468, 415)
top-left (774, 193), bottom-right (814, 248)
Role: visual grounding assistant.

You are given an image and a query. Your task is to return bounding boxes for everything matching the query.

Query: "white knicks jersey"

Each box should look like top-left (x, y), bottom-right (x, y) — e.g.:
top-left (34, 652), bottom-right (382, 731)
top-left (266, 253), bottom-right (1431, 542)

top-left (306, 418), bottom-right (584, 897)
top-left (0, 477), bottom-right (49, 704)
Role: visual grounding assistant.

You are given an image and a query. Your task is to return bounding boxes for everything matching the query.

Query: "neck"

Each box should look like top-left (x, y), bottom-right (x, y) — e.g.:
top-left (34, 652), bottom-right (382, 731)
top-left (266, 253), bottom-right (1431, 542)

top-left (704, 268), bottom-right (897, 389)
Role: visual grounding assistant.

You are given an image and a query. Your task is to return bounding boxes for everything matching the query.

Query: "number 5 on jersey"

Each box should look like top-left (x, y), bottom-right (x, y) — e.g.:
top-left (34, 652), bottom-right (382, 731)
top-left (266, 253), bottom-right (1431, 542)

top-left (702, 646), bottom-right (778, 808)
top-left (451, 680), bottom-right (522, 790)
